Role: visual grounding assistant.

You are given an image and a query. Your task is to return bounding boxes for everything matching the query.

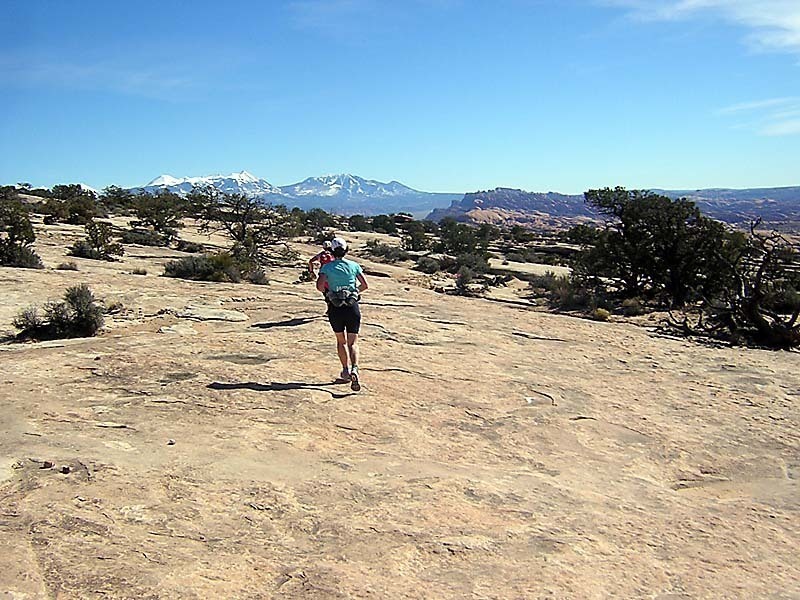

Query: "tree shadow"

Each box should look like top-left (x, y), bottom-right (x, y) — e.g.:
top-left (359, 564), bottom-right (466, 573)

top-left (251, 316), bottom-right (320, 329)
top-left (208, 380), bottom-right (355, 399)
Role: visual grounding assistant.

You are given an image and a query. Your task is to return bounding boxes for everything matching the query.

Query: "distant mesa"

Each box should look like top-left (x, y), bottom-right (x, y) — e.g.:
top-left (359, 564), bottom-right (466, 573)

top-left (426, 185), bottom-right (800, 226)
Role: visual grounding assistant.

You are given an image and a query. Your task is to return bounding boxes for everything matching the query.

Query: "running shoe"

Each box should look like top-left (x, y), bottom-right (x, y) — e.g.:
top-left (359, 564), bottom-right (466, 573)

top-left (350, 366), bottom-right (361, 392)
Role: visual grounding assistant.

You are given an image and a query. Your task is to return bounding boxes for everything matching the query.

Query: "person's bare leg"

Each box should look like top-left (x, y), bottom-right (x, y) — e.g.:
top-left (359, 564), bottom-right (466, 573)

top-left (346, 333), bottom-right (359, 368)
top-left (347, 333), bottom-right (361, 390)
top-left (335, 332), bottom-right (349, 371)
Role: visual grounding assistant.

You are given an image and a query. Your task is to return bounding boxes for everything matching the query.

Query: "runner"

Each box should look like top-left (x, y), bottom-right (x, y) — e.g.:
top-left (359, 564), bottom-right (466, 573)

top-left (316, 237), bottom-right (368, 391)
top-left (308, 240), bottom-right (334, 279)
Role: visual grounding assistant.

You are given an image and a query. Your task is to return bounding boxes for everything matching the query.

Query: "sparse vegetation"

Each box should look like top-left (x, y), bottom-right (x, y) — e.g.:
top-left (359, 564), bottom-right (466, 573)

top-left (415, 256), bottom-right (441, 274)
top-left (188, 186), bottom-right (296, 267)
top-left (364, 240), bottom-right (410, 263)
top-left (57, 262), bottom-right (79, 271)
top-left (41, 184), bottom-right (104, 225)
top-left (69, 220), bottom-right (124, 261)
top-left (132, 267), bottom-right (147, 275)
top-left (13, 284), bottom-right (104, 340)
top-left (565, 188), bottom-right (799, 348)
top-left (0, 188), bottom-right (44, 269)
top-left (163, 252), bottom-right (267, 284)
top-left (175, 239), bottom-right (205, 253)
top-left (120, 228), bottom-right (171, 246)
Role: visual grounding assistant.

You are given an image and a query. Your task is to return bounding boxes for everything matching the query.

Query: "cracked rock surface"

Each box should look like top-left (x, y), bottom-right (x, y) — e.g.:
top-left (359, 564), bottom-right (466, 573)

top-left (1, 223), bottom-right (798, 599)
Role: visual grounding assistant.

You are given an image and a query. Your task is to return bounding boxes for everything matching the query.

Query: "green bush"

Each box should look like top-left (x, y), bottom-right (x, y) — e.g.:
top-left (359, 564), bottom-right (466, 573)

top-left (69, 221), bottom-right (124, 261)
top-left (454, 252), bottom-right (489, 274)
top-left (548, 275), bottom-right (595, 311)
top-left (528, 272), bottom-right (560, 293)
top-left (0, 192), bottom-right (44, 269)
top-left (245, 268), bottom-right (269, 285)
top-left (591, 308), bottom-right (611, 321)
top-left (120, 228), bottom-right (171, 247)
top-left (164, 252), bottom-right (242, 283)
top-left (416, 256), bottom-right (441, 274)
top-left (13, 284), bottom-right (104, 340)
top-left (364, 241), bottom-right (410, 263)
top-left (621, 297), bottom-right (646, 316)
top-left (1, 245), bottom-right (44, 269)
top-left (175, 239), bottom-right (205, 253)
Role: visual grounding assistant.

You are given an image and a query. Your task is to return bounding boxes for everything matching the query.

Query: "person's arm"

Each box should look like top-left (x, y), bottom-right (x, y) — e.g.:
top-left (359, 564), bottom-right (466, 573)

top-left (316, 273), bottom-right (329, 292)
top-left (308, 252), bottom-right (321, 274)
top-left (356, 272), bottom-right (368, 292)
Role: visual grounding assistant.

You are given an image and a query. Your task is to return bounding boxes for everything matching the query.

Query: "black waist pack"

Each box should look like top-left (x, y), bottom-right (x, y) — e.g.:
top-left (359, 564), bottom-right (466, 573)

top-left (326, 289), bottom-right (360, 308)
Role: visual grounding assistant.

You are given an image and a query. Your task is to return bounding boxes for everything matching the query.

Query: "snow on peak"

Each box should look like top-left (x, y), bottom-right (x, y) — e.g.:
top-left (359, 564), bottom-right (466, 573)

top-left (137, 171), bottom-right (283, 198)
top-left (147, 174), bottom-right (182, 187)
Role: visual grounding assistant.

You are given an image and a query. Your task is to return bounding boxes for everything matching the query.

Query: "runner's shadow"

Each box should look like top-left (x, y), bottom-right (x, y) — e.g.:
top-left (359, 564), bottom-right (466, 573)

top-left (251, 316), bottom-right (320, 329)
top-left (208, 380), bottom-right (354, 399)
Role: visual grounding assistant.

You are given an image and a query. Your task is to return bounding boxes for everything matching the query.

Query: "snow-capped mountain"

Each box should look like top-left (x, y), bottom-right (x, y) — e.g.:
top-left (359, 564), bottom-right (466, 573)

top-left (277, 174), bottom-right (461, 214)
top-left (280, 174), bottom-right (421, 199)
top-left (137, 171), bottom-right (284, 198)
top-left (131, 171), bottom-right (460, 216)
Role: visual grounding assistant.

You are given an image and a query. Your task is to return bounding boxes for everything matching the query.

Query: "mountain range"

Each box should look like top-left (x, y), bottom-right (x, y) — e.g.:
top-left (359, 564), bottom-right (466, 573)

top-left (135, 171), bottom-right (461, 216)
top-left (133, 171), bottom-right (800, 225)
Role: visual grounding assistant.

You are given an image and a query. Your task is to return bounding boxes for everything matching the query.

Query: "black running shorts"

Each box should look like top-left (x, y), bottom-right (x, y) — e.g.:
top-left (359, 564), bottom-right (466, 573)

top-left (327, 302), bottom-right (361, 334)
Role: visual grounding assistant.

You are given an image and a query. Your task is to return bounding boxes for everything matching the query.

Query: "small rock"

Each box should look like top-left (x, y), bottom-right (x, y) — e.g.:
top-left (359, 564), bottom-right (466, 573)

top-left (41, 461), bottom-right (55, 469)
top-left (167, 439), bottom-right (176, 446)
top-left (60, 465), bottom-right (71, 474)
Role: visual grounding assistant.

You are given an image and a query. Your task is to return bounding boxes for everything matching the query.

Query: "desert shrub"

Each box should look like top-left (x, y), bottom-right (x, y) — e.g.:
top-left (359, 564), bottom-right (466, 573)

top-left (131, 190), bottom-right (186, 237)
top-left (591, 308), bottom-right (611, 321)
top-left (365, 241), bottom-right (410, 263)
top-left (175, 239), bottom-right (205, 253)
top-left (57, 262), bottom-right (78, 271)
top-left (0, 192), bottom-right (44, 269)
top-left (120, 228), bottom-right (170, 247)
top-left (245, 268), bottom-right (269, 285)
top-left (163, 252), bottom-right (242, 283)
top-left (44, 185), bottom-right (104, 224)
top-left (506, 252), bottom-right (526, 263)
top-left (370, 214), bottom-right (397, 235)
top-left (621, 297), bottom-right (645, 316)
top-left (132, 267), bottom-right (147, 275)
top-left (1, 245), bottom-right (44, 269)
top-left (416, 256), bottom-right (441, 274)
top-left (13, 284), bottom-right (104, 340)
top-left (454, 252), bottom-right (489, 274)
top-left (528, 272), bottom-right (560, 293)
top-left (401, 221), bottom-right (429, 251)
top-left (348, 214), bottom-right (371, 231)
top-left (69, 221), bottom-right (124, 261)
top-left (456, 265), bottom-right (474, 285)
top-left (188, 187), bottom-right (296, 266)
top-left (548, 275), bottom-right (596, 311)
top-left (105, 300), bottom-right (125, 314)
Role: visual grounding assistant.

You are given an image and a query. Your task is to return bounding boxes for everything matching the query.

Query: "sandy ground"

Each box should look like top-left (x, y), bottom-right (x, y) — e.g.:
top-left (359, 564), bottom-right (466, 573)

top-left (1, 223), bottom-right (798, 599)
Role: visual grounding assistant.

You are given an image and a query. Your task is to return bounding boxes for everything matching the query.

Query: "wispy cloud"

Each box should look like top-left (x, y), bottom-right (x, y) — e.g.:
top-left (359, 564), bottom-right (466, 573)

top-left (717, 96), bottom-right (800, 136)
top-left (605, 1), bottom-right (800, 55)
top-left (0, 55), bottom-right (200, 100)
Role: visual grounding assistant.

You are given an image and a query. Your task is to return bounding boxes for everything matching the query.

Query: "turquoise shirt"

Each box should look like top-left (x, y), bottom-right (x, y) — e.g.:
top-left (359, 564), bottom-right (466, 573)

top-left (320, 258), bottom-right (363, 292)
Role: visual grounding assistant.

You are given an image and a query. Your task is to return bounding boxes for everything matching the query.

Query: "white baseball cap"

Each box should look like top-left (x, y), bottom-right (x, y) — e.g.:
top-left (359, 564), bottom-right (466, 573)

top-left (331, 237), bottom-right (348, 251)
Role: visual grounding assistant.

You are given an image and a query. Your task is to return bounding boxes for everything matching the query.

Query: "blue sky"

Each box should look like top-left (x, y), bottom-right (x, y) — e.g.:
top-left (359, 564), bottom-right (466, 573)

top-left (1, 0), bottom-right (798, 193)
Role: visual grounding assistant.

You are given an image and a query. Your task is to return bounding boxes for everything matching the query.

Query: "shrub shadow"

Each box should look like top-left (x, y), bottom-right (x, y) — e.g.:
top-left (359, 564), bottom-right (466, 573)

top-left (251, 316), bottom-right (320, 329)
top-left (208, 380), bottom-right (354, 399)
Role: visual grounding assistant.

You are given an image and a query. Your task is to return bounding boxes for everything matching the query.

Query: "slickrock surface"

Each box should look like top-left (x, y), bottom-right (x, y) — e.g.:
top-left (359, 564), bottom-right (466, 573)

top-left (1, 225), bottom-right (798, 599)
